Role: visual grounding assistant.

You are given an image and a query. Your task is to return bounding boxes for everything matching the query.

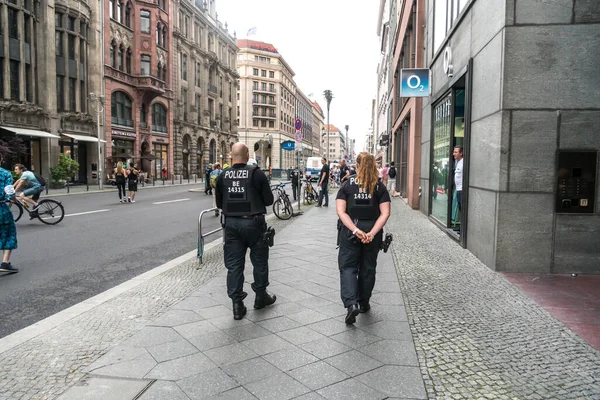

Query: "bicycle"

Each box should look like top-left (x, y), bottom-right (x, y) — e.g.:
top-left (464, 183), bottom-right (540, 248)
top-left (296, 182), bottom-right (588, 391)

top-left (271, 183), bottom-right (293, 220)
top-left (303, 179), bottom-right (317, 205)
top-left (6, 196), bottom-right (65, 225)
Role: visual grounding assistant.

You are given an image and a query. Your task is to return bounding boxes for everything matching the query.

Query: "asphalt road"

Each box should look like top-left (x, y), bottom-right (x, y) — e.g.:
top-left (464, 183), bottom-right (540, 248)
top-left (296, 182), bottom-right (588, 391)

top-left (0, 184), bottom-right (233, 338)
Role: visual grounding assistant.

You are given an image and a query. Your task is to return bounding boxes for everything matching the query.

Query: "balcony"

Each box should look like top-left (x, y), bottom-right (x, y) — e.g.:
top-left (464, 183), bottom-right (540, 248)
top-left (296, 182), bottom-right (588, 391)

top-left (135, 75), bottom-right (166, 96)
top-left (252, 99), bottom-right (276, 107)
top-left (152, 125), bottom-right (168, 134)
top-left (252, 87), bottom-right (277, 94)
top-left (111, 117), bottom-right (134, 128)
top-left (104, 65), bottom-right (135, 85)
top-left (252, 112), bottom-right (276, 119)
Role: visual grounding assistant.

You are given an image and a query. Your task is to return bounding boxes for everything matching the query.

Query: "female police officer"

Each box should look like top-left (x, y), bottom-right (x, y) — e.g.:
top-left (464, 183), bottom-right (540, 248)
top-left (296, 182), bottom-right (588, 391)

top-left (336, 152), bottom-right (391, 324)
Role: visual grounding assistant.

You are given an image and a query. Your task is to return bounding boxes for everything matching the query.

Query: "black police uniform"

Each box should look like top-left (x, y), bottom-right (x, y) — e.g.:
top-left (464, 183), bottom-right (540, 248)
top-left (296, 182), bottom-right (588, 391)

top-left (215, 163), bottom-right (275, 318)
top-left (290, 169), bottom-right (299, 200)
top-left (336, 176), bottom-right (391, 312)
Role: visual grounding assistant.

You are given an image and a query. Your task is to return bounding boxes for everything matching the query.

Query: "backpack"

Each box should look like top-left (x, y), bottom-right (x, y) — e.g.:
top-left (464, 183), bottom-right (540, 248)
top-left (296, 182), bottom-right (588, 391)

top-left (33, 172), bottom-right (47, 186)
top-left (388, 167), bottom-right (396, 178)
top-left (210, 171), bottom-right (221, 188)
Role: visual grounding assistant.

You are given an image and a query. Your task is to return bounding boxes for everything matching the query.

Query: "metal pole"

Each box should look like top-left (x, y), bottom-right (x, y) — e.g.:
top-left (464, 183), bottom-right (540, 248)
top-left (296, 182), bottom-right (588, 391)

top-left (97, 106), bottom-right (103, 190)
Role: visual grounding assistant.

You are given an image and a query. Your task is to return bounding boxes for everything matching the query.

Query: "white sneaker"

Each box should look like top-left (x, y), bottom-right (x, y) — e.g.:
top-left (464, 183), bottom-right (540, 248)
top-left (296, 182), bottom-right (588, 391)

top-left (131, 200), bottom-right (136, 203)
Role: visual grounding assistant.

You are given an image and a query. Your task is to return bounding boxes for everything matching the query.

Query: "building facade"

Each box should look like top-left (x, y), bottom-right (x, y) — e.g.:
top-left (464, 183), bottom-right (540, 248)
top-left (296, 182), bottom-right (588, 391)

top-left (0, 0), bottom-right (102, 183)
top-left (389, 0), bottom-right (425, 208)
top-left (324, 124), bottom-right (346, 162)
top-left (311, 101), bottom-right (325, 158)
top-left (236, 39), bottom-right (300, 170)
top-left (103, 0), bottom-right (173, 180)
top-left (171, 0), bottom-right (238, 178)
top-left (420, 0), bottom-right (599, 273)
top-left (374, 0), bottom-right (391, 166)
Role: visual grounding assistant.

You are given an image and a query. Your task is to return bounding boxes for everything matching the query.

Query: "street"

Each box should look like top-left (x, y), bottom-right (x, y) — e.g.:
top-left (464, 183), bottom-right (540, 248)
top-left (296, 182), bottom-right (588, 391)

top-left (0, 185), bottom-right (226, 338)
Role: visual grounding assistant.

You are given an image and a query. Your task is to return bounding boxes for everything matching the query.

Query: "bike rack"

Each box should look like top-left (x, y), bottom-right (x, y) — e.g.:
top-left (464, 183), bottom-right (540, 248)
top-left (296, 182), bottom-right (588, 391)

top-left (197, 207), bottom-right (223, 264)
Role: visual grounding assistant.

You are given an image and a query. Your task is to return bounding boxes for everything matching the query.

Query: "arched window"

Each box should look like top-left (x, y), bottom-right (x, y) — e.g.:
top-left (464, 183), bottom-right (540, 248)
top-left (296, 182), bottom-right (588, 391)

top-left (117, 46), bottom-right (123, 71)
top-left (156, 23), bottom-right (160, 45)
top-left (162, 26), bottom-right (167, 47)
top-left (125, 2), bottom-right (131, 27)
top-left (111, 91), bottom-right (133, 127)
top-left (140, 103), bottom-right (147, 127)
top-left (152, 102), bottom-right (167, 133)
top-left (125, 48), bottom-right (131, 73)
top-left (110, 41), bottom-right (116, 68)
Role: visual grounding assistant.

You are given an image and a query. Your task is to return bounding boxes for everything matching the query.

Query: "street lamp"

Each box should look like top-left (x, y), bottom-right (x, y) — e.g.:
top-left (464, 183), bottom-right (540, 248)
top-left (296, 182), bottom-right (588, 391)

top-left (344, 124), bottom-right (349, 160)
top-left (323, 90), bottom-right (333, 160)
top-left (89, 93), bottom-right (105, 190)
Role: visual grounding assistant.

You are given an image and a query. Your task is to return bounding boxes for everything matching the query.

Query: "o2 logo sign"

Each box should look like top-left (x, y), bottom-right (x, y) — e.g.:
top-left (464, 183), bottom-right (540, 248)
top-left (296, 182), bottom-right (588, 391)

top-left (400, 68), bottom-right (431, 98)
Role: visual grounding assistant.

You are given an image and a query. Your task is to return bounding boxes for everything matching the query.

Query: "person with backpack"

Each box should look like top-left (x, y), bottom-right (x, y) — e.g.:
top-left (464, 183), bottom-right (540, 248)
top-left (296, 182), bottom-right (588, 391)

top-left (12, 164), bottom-right (45, 212)
top-left (204, 164), bottom-right (213, 195)
top-left (210, 163), bottom-right (222, 216)
top-left (387, 161), bottom-right (398, 197)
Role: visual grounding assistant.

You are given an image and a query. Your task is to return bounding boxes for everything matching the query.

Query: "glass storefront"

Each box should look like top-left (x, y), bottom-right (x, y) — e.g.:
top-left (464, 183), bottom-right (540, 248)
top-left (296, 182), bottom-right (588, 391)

top-left (111, 139), bottom-right (134, 169)
top-left (431, 94), bottom-right (452, 225)
top-left (153, 143), bottom-right (168, 179)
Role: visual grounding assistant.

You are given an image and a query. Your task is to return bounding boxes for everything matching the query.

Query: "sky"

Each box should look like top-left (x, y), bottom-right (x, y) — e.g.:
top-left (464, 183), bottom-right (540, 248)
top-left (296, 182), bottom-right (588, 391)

top-left (218, 0), bottom-right (382, 152)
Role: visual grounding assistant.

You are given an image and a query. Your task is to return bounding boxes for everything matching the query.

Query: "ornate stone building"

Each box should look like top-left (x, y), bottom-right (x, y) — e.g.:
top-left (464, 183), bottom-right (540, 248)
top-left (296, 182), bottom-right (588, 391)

top-left (171, 0), bottom-right (238, 179)
top-left (0, 0), bottom-right (102, 183)
top-left (103, 0), bottom-right (173, 180)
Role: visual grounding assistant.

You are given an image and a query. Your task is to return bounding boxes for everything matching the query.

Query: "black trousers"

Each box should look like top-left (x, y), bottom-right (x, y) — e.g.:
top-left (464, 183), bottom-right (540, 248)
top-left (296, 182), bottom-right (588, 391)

top-left (292, 182), bottom-right (298, 200)
top-left (116, 181), bottom-right (126, 199)
top-left (338, 221), bottom-right (383, 308)
top-left (318, 183), bottom-right (329, 206)
top-left (223, 215), bottom-right (270, 302)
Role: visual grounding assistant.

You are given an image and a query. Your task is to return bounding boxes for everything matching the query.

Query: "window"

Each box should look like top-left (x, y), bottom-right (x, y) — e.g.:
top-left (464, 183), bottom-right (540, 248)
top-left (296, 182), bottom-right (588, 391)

top-left (55, 31), bottom-right (63, 56)
top-left (25, 65), bottom-right (32, 102)
top-left (156, 24), bottom-right (160, 45)
top-left (56, 76), bottom-right (64, 110)
top-left (140, 10), bottom-right (150, 33)
top-left (261, 120), bottom-right (267, 127)
top-left (196, 95), bottom-right (201, 124)
top-left (269, 121), bottom-right (274, 128)
top-left (261, 69), bottom-right (266, 77)
top-left (269, 83), bottom-right (274, 93)
top-left (433, 0), bottom-right (468, 54)
top-left (152, 102), bottom-right (167, 132)
top-left (159, 0), bottom-right (166, 10)
top-left (68, 35), bottom-right (75, 60)
top-left (253, 119), bottom-right (259, 127)
top-left (195, 63), bottom-right (201, 87)
top-left (24, 16), bottom-right (31, 44)
top-left (252, 81), bottom-right (258, 90)
top-left (125, 3), bottom-right (131, 27)
top-left (162, 26), bottom-right (167, 47)
top-left (8, 8), bottom-right (18, 38)
top-left (125, 50), bottom-right (131, 73)
top-left (80, 39), bottom-right (85, 63)
top-left (68, 16), bottom-right (76, 31)
top-left (9, 61), bottom-right (19, 100)
top-left (162, 66), bottom-right (167, 81)
top-left (116, 0), bottom-right (122, 23)
top-left (261, 82), bottom-right (267, 91)
top-left (140, 54), bottom-right (151, 75)
top-left (117, 47), bottom-right (123, 70)
top-left (110, 43), bottom-right (116, 67)
top-left (111, 91), bottom-right (133, 126)
top-left (253, 68), bottom-right (258, 76)
top-left (181, 54), bottom-right (187, 80)
top-left (69, 78), bottom-right (76, 111)
top-left (182, 89), bottom-right (188, 121)
top-left (80, 79), bottom-right (86, 113)
top-left (55, 12), bottom-right (63, 27)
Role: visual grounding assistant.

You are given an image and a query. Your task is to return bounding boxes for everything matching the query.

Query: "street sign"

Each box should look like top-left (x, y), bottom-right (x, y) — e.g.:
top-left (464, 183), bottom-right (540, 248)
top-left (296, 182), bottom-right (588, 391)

top-left (294, 118), bottom-right (302, 131)
top-left (295, 130), bottom-right (303, 142)
top-left (281, 140), bottom-right (295, 151)
top-left (400, 68), bottom-right (431, 97)
top-left (295, 142), bottom-right (302, 152)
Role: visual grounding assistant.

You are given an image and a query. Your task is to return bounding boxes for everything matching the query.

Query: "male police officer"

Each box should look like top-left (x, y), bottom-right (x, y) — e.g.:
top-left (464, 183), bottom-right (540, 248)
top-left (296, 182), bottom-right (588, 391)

top-left (215, 143), bottom-right (276, 320)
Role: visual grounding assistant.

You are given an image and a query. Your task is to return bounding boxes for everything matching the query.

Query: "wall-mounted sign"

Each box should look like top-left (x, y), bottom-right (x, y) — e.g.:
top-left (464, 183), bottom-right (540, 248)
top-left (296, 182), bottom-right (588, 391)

top-left (400, 68), bottom-right (431, 98)
top-left (443, 46), bottom-right (453, 77)
top-left (112, 130), bottom-right (136, 138)
top-left (281, 140), bottom-right (295, 151)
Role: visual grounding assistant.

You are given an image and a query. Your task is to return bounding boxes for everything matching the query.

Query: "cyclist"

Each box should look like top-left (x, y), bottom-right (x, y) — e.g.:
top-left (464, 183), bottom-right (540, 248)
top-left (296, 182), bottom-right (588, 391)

top-left (13, 164), bottom-right (44, 211)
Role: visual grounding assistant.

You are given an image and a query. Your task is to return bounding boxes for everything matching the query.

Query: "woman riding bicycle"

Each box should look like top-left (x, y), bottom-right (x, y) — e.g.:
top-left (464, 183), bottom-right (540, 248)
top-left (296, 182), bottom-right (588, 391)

top-left (13, 164), bottom-right (44, 212)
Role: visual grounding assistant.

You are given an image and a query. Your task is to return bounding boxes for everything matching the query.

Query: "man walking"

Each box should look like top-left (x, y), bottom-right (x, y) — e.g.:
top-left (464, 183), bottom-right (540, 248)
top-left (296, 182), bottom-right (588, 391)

top-left (0, 154), bottom-right (18, 274)
top-left (339, 159), bottom-right (350, 183)
top-left (215, 143), bottom-right (276, 320)
top-left (316, 157), bottom-right (330, 207)
top-left (290, 166), bottom-right (299, 201)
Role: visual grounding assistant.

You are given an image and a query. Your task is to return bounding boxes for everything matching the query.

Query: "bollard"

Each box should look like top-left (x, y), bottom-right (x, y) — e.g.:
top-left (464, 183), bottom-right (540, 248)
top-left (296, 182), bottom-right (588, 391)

top-left (86, 182), bottom-right (89, 191)
top-left (172, 175), bottom-right (174, 185)
top-left (153, 176), bottom-right (155, 186)
top-left (180, 175), bottom-right (182, 185)
top-left (66, 182), bottom-right (70, 194)
top-left (188, 176), bottom-right (190, 184)
top-left (195, 175), bottom-right (197, 184)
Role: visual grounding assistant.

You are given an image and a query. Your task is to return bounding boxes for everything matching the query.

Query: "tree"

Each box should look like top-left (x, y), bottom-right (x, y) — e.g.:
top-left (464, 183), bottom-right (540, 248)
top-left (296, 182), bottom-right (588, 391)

top-left (0, 135), bottom-right (28, 164)
top-left (50, 153), bottom-right (80, 184)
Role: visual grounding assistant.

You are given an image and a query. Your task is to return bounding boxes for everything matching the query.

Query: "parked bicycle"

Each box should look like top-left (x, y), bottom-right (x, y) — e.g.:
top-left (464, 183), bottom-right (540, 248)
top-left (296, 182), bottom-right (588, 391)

top-left (6, 196), bottom-right (65, 225)
top-left (271, 183), bottom-right (293, 220)
top-left (303, 179), bottom-right (318, 205)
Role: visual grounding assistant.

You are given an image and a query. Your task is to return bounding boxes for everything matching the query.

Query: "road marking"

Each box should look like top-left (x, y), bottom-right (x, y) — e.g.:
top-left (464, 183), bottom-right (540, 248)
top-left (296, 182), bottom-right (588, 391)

top-left (153, 198), bottom-right (190, 205)
top-left (65, 209), bottom-right (111, 217)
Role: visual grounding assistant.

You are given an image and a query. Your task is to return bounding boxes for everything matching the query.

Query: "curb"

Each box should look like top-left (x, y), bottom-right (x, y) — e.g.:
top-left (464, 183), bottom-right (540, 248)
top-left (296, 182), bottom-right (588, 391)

top-left (49, 182), bottom-right (204, 197)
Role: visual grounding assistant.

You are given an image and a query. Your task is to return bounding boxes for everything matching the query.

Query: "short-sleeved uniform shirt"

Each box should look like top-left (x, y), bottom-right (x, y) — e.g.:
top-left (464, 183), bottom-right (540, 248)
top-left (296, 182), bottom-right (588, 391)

top-left (336, 179), bottom-right (391, 218)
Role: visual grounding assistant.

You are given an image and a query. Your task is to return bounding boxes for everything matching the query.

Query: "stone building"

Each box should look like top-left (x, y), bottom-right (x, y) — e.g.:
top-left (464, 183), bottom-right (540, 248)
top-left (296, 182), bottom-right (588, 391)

top-left (0, 0), bottom-right (102, 183)
top-left (103, 0), bottom-right (173, 181)
top-left (418, 0), bottom-right (599, 273)
top-left (171, 0), bottom-right (238, 178)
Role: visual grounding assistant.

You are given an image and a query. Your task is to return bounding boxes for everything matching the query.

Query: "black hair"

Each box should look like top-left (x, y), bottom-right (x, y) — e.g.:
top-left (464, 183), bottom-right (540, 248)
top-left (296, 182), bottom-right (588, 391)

top-left (454, 145), bottom-right (463, 154)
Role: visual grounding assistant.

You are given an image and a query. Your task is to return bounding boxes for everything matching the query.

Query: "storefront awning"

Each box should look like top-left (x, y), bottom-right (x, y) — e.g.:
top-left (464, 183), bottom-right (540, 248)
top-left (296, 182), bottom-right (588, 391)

top-left (1, 126), bottom-right (60, 139)
top-left (62, 133), bottom-right (107, 143)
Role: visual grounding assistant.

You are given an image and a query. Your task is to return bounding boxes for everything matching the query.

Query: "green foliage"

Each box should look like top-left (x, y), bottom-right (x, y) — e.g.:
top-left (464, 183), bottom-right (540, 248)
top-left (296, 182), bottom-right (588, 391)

top-left (50, 153), bottom-right (80, 183)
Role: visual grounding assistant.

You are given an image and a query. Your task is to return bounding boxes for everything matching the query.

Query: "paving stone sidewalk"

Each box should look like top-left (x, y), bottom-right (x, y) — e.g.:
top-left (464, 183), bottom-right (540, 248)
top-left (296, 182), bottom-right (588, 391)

top-left (58, 203), bottom-right (426, 400)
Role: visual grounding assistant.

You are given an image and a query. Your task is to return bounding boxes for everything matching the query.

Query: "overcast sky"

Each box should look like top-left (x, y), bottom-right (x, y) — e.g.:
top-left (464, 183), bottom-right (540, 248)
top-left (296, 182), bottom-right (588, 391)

top-left (218, 0), bottom-right (381, 152)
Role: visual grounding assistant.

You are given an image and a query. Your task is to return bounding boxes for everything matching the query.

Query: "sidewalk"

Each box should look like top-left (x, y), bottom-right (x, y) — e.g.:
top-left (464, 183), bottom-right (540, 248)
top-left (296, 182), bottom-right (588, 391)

top-left (42, 178), bottom-right (206, 197)
top-left (0, 199), bottom-right (599, 399)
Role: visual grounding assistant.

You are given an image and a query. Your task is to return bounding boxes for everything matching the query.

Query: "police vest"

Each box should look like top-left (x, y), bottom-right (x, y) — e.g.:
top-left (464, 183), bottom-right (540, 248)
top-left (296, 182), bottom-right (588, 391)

top-left (346, 177), bottom-right (380, 220)
top-left (221, 165), bottom-right (265, 217)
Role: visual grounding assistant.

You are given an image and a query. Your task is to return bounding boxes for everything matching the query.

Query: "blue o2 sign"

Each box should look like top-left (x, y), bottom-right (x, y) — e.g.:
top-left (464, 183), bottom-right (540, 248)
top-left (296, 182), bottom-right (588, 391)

top-left (400, 68), bottom-right (431, 98)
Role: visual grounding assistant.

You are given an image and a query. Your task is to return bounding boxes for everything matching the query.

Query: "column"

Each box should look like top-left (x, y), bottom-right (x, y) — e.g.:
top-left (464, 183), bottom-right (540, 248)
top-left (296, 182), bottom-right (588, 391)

top-left (1, 4), bottom-right (8, 99)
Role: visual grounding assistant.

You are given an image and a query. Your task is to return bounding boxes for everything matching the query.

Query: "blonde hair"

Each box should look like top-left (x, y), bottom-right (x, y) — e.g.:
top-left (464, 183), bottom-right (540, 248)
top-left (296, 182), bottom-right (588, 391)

top-left (356, 152), bottom-right (379, 195)
top-left (116, 161), bottom-right (124, 175)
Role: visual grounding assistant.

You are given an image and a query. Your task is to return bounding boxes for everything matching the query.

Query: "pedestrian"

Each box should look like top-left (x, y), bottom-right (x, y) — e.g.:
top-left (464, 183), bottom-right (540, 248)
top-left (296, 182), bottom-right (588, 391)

top-left (0, 154), bottom-right (18, 274)
top-left (382, 163), bottom-right (389, 187)
top-left (453, 145), bottom-right (464, 232)
top-left (162, 166), bottom-right (167, 180)
top-left (339, 159), bottom-right (350, 183)
top-left (204, 164), bottom-right (213, 195)
top-left (336, 151), bottom-right (391, 324)
top-left (290, 166), bottom-right (299, 201)
top-left (114, 161), bottom-right (127, 203)
top-left (215, 143), bottom-right (276, 320)
top-left (125, 162), bottom-right (139, 203)
top-left (316, 157), bottom-right (330, 207)
top-left (13, 164), bottom-right (43, 211)
top-left (387, 161), bottom-right (398, 197)
top-left (210, 163), bottom-right (222, 216)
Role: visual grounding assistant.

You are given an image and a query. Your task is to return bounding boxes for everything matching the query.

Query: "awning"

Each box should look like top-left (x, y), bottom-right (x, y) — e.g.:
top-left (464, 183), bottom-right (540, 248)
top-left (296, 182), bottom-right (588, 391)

top-left (1, 126), bottom-right (59, 139)
top-left (62, 133), bottom-right (107, 143)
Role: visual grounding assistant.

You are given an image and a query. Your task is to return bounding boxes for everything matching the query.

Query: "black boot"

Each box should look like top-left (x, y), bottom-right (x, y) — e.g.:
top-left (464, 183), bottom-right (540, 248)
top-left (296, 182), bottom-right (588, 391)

top-left (345, 304), bottom-right (360, 324)
top-left (254, 290), bottom-right (276, 309)
top-left (232, 301), bottom-right (247, 320)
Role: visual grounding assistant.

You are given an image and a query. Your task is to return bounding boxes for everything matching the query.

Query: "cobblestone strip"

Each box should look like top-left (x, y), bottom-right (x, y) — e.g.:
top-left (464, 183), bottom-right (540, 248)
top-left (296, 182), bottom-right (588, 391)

top-left (0, 214), bottom-right (298, 400)
top-left (385, 202), bottom-right (600, 400)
